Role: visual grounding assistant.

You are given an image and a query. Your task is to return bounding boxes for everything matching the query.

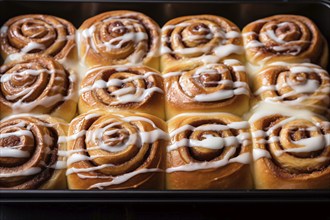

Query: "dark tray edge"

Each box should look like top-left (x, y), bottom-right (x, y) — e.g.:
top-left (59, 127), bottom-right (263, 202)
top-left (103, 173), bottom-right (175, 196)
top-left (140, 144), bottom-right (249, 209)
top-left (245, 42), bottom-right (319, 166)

top-left (0, 0), bottom-right (329, 5)
top-left (1, 190), bottom-right (330, 203)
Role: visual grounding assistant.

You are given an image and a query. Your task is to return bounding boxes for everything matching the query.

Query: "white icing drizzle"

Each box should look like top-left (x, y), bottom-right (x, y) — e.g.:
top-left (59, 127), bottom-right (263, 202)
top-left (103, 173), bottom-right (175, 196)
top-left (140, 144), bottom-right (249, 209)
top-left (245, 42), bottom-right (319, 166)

top-left (80, 70), bottom-right (163, 104)
top-left (50, 161), bottom-right (67, 169)
top-left (0, 167), bottom-right (41, 178)
top-left (58, 130), bottom-right (86, 144)
top-left (243, 20), bottom-right (311, 63)
top-left (22, 42), bottom-right (46, 53)
top-left (0, 25), bottom-right (8, 34)
top-left (2, 19), bottom-right (75, 63)
top-left (254, 64), bottom-right (330, 109)
top-left (84, 113), bottom-right (101, 120)
top-left (0, 130), bottom-right (33, 139)
top-left (67, 153), bottom-right (104, 166)
top-left (250, 102), bottom-right (330, 160)
top-left (0, 148), bottom-right (30, 158)
top-left (161, 21), bottom-right (243, 62)
top-left (253, 148), bottom-right (271, 161)
top-left (0, 117), bottom-right (66, 171)
top-left (265, 29), bottom-right (286, 44)
top-left (66, 163), bottom-right (115, 175)
top-left (166, 148), bottom-right (250, 173)
top-left (167, 136), bottom-right (239, 152)
top-left (167, 117), bottom-right (251, 172)
top-left (169, 121), bottom-right (249, 138)
top-left (65, 113), bottom-right (168, 187)
top-left (248, 101), bottom-right (317, 124)
top-left (79, 15), bottom-right (156, 65)
top-left (0, 64), bottom-right (76, 114)
top-left (194, 83), bottom-right (249, 101)
top-left (163, 62), bottom-right (250, 102)
top-left (88, 168), bottom-right (162, 189)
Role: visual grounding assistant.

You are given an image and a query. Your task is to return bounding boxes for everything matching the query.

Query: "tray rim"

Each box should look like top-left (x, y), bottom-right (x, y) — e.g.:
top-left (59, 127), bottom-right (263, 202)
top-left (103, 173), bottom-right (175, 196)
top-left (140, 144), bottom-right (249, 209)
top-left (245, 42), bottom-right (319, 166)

top-left (0, 0), bottom-right (329, 5)
top-left (1, 190), bottom-right (330, 203)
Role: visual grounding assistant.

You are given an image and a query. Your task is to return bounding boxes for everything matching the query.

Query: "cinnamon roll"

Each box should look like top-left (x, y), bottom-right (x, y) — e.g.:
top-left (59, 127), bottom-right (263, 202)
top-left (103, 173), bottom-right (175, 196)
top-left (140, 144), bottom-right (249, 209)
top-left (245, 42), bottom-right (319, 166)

top-left (0, 114), bottom-right (68, 189)
top-left (0, 55), bottom-right (78, 122)
top-left (77, 10), bottom-right (160, 70)
top-left (253, 63), bottom-right (330, 117)
top-left (163, 59), bottom-right (250, 119)
top-left (250, 103), bottom-right (330, 189)
top-left (242, 15), bottom-right (328, 72)
top-left (166, 113), bottom-right (253, 189)
top-left (66, 110), bottom-right (168, 190)
top-left (161, 15), bottom-right (244, 73)
top-left (0, 14), bottom-right (76, 63)
top-left (79, 65), bottom-right (165, 119)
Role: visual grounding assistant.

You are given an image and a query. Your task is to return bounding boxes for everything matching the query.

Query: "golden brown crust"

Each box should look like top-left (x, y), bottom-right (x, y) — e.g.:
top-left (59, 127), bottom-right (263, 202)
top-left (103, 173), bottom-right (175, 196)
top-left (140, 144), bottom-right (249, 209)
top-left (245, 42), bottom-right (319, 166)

top-left (164, 60), bottom-right (250, 119)
top-left (77, 10), bottom-right (160, 70)
top-left (161, 15), bottom-right (244, 73)
top-left (251, 114), bottom-right (330, 189)
top-left (0, 55), bottom-right (78, 122)
top-left (67, 110), bottom-right (168, 190)
top-left (0, 114), bottom-right (68, 189)
top-left (253, 63), bottom-right (330, 116)
top-left (0, 14), bottom-right (76, 62)
top-left (242, 15), bottom-right (328, 69)
top-left (166, 113), bottom-right (253, 189)
top-left (78, 65), bottom-right (165, 119)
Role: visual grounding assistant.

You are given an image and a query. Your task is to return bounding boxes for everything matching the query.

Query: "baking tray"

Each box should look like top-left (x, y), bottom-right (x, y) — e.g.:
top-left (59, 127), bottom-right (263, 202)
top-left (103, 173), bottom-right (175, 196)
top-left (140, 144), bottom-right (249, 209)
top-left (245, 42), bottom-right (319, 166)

top-left (0, 0), bottom-right (330, 203)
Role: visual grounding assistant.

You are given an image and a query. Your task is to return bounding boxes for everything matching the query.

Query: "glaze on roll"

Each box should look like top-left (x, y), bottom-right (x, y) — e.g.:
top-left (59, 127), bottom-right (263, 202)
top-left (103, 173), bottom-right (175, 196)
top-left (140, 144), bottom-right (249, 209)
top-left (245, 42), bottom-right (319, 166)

top-left (161, 15), bottom-right (244, 73)
top-left (242, 15), bottom-right (328, 73)
top-left (77, 10), bottom-right (160, 70)
top-left (0, 114), bottom-right (68, 189)
top-left (79, 65), bottom-right (165, 119)
top-left (66, 110), bottom-right (168, 190)
top-left (0, 14), bottom-right (76, 63)
top-left (164, 59), bottom-right (250, 119)
top-left (166, 113), bottom-right (253, 189)
top-left (250, 103), bottom-right (330, 189)
top-left (0, 55), bottom-right (78, 121)
top-left (253, 63), bottom-right (330, 117)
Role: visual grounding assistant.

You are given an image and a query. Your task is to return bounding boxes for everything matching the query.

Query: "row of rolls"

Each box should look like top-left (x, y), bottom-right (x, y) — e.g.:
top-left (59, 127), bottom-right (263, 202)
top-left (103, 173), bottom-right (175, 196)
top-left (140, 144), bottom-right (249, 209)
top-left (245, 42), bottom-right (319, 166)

top-left (0, 11), bottom-right (328, 71)
top-left (0, 11), bottom-right (329, 189)
top-left (1, 108), bottom-right (329, 189)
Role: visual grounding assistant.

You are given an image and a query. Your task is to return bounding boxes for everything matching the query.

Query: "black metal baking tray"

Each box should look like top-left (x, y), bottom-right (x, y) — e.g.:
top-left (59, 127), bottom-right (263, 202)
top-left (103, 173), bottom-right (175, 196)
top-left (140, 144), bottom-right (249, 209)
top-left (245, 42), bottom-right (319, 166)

top-left (0, 0), bottom-right (329, 203)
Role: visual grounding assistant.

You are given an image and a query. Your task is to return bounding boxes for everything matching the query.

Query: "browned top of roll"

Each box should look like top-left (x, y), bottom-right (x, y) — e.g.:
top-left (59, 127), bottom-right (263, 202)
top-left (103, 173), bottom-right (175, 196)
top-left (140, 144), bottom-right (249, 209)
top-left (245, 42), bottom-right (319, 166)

top-left (163, 59), bottom-right (250, 110)
top-left (161, 15), bottom-right (243, 61)
top-left (251, 113), bottom-right (330, 176)
top-left (0, 115), bottom-right (66, 189)
top-left (242, 15), bottom-right (327, 66)
top-left (79, 65), bottom-right (163, 110)
top-left (0, 14), bottom-right (76, 61)
top-left (66, 110), bottom-right (168, 190)
top-left (77, 10), bottom-right (160, 67)
top-left (0, 54), bottom-right (77, 119)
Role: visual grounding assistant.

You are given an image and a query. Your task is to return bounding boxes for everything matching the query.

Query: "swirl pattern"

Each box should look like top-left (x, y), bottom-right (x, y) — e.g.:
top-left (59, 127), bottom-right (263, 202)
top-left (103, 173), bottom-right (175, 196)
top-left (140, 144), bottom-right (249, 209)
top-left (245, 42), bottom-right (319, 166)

top-left (0, 14), bottom-right (76, 62)
top-left (254, 63), bottom-right (330, 116)
top-left (66, 111), bottom-right (168, 190)
top-left (251, 109), bottom-right (330, 189)
top-left (161, 15), bottom-right (243, 72)
top-left (166, 113), bottom-right (252, 189)
top-left (79, 66), bottom-right (164, 119)
top-left (0, 55), bottom-right (78, 121)
top-left (164, 59), bottom-right (250, 119)
top-left (77, 10), bottom-right (160, 70)
top-left (0, 114), bottom-right (67, 189)
top-left (242, 15), bottom-right (328, 68)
